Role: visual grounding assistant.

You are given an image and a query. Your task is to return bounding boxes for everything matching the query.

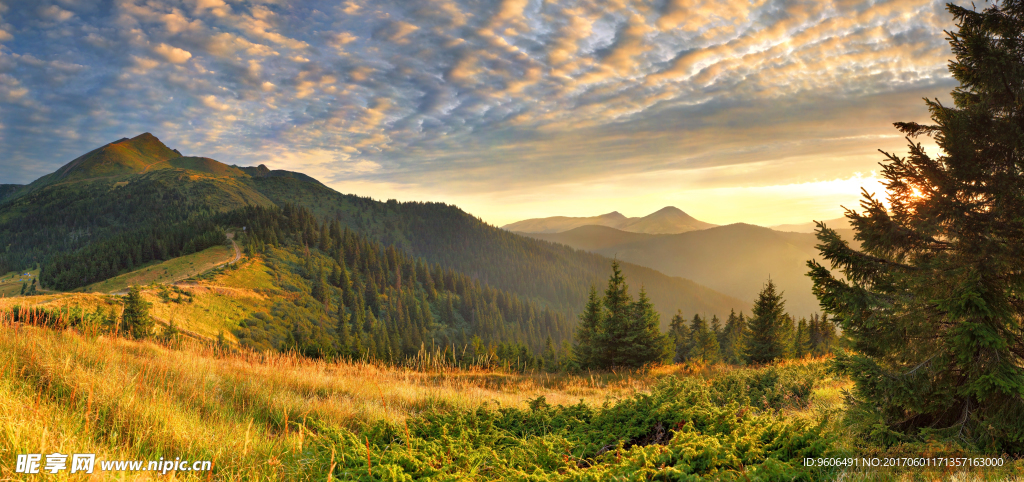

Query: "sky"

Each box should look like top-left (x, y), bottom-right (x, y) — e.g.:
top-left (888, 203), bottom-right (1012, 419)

top-left (0, 0), bottom-right (974, 227)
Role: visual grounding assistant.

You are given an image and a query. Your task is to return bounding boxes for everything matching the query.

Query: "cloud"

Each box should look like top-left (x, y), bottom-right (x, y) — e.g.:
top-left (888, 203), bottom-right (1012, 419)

top-left (40, 5), bottom-right (74, 22)
top-left (191, 0), bottom-right (230, 17)
top-left (332, 32), bottom-right (358, 46)
top-left (201, 95), bottom-right (229, 111)
top-left (153, 43), bottom-right (193, 64)
top-left (0, 0), bottom-right (975, 226)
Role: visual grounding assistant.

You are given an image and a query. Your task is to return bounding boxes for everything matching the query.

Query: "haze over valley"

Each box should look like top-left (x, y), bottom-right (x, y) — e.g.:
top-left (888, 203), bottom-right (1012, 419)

top-left (506, 207), bottom-right (853, 316)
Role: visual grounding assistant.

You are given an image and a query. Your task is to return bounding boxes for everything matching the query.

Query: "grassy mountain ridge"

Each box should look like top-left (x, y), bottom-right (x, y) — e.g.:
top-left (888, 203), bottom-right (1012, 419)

top-left (23, 133), bottom-right (181, 192)
top-left (0, 169), bottom-right (274, 266)
top-left (237, 164), bottom-right (325, 185)
top-left (165, 157), bottom-right (247, 177)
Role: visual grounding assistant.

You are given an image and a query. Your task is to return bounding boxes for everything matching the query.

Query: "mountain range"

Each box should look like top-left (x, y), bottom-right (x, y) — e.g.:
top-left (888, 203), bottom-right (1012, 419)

top-left (510, 213), bottom-right (858, 317)
top-left (502, 206), bottom-right (717, 234)
top-left (0, 133), bottom-right (746, 335)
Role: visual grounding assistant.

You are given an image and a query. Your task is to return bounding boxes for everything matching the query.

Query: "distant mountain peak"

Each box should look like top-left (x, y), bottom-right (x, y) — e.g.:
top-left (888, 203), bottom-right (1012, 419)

top-left (504, 206), bottom-right (716, 234)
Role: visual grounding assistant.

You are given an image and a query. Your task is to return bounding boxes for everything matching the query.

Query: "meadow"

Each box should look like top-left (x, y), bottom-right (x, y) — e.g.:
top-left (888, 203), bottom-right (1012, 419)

top-left (1, 311), bottom-right (1020, 481)
top-left (0, 269), bottom-right (40, 298)
top-left (79, 244), bottom-right (236, 295)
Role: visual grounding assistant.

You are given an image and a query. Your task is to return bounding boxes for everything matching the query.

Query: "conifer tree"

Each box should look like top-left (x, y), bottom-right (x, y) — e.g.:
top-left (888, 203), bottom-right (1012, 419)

top-left (337, 303), bottom-right (352, 357)
top-left (162, 319), bottom-right (180, 344)
top-left (710, 314), bottom-right (723, 352)
top-left (689, 314), bottom-right (719, 363)
top-left (624, 287), bottom-right (671, 367)
top-left (807, 1), bottom-right (1024, 449)
top-left (721, 309), bottom-right (749, 364)
top-left (745, 279), bottom-right (789, 364)
top-left (573, 286), bottom-right (603, 368)
top-left (542, 336), bottom-right (558, 372)
top-left (596, 261), bottom-right (633, 368)
top-left (121, 286), bottom-right (153, 339)
top-left (669, 310), bottom-right (690, 363)
top-left (575, 262), bottom-right (670, 369)
top-left (793, 317), bottom-right (810, 359)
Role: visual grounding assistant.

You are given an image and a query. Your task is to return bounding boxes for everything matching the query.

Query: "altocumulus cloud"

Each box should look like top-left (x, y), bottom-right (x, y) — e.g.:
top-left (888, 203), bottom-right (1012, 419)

top-left (0, 0), bottom-right (974, 224)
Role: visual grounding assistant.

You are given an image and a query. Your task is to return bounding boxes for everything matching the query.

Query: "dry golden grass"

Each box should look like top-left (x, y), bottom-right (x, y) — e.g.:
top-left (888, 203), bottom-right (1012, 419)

top-left (1, 308), bottom-right (1016, 480)
top-left (0, 292), bottom-right (116, 314)
top-left (0, 316), bottom-right (665, 481)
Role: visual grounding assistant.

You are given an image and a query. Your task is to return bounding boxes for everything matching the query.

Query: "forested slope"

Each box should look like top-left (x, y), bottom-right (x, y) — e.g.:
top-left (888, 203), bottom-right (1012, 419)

top-left (224, 204), bottom-right (574, 362)
top-left (1, 133), bottom-right (746, 326)
top-left (251, 178), bottom-right (745, 323)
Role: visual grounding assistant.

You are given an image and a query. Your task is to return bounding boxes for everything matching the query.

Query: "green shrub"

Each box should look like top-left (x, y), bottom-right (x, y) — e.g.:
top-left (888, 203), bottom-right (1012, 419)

top-left (297, 374), bottom-right (844, 481)
top-left (708, 363), bottom-right (825, 412)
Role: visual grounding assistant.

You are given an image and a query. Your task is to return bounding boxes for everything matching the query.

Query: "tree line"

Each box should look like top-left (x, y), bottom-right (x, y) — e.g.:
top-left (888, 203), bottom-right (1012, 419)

top-left (0, 170), bottom-right (225, 273)
top-left (572, 266), bottom-right (838, 370)
top-left (669, 279), bottom-right (837, 366)
top-left (41, 219), bottom-right (225, 290)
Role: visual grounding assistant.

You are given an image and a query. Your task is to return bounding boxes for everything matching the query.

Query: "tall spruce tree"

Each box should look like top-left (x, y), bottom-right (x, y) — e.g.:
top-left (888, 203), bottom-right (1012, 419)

top-left (574, 286), bottom-right (603, 368)
top-left (575, 262), bottom-right (670, 369)
top-left (624, 287), bottom-right (671, 367)
top-left (337, 302), bottom-right (352, 358)
top-left (121, 286), bottom-right (153, 339)
top-left (793, 317), bottom-right (810, 359)
top-left (807, 1), bottom-right (1024, 450)
top-left (710, 314), bottom-right (724, 353)
top-left (597, 261), bottom-right (634, 368)
top-left (745, 279), bottom-right (789, 364)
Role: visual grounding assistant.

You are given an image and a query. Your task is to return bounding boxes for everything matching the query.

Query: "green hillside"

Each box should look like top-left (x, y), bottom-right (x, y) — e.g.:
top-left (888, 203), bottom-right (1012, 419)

top-left (165, 157), bottom-right (247, 177)
top-left (0, 184), bottom-right (21, 202)
top-left (1, 133), bottom-right (747, 330)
